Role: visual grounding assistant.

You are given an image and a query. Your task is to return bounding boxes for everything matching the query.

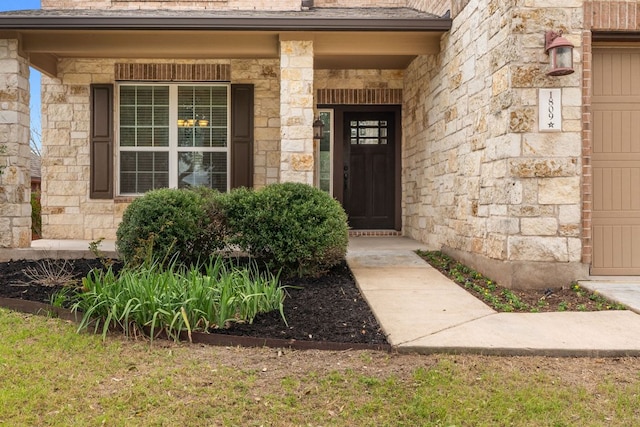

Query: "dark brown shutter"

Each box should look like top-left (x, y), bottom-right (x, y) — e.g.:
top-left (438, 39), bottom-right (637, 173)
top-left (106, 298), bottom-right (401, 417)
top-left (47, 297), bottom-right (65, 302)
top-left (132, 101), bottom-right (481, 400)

top-left (90, 84), bottom-right (114, 199)
top-left (231, 84), bottom-right (254, 189)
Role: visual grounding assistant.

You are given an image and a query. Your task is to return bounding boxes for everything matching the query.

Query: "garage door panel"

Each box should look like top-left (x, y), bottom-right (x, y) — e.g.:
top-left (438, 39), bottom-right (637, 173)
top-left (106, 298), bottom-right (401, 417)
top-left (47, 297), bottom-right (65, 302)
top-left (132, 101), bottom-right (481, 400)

top-left (594, 50), bottom-right (640, 96)
top-left (593, 225), bottom-right (640, 272)
top-left (592, 47), bottom-right (640, 275)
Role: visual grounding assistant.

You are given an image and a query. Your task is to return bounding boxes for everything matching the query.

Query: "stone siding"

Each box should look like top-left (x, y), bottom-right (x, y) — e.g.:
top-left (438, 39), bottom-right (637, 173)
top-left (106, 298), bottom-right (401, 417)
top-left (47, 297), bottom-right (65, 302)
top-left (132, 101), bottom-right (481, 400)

top-left (403, 0), bottom-right (586, 288)
top-left (279, 40), bottom-right (315, 185)
top-left (315, 70), bottom-right (404, 91)
top-left (41, 58), bottom-right (280, 240)
top-left (42, 0), bottom-right (459, 14)
top-left (0, 39), bottom-right (31, 248)
top-left (43, 0), bottom-right (303, 11)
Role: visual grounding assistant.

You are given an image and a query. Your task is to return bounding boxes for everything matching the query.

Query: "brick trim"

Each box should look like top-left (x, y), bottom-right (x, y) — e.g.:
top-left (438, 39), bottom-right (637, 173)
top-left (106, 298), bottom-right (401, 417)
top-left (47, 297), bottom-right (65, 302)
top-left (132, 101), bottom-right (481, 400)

top-left (316, 89), bottom-right (402, 105)
top-left (581, 30), bottom-right (593, 266)
top-left (115, 63), bottom-right (230, 81)
top-left (585, 1), bottom-right (639, 31)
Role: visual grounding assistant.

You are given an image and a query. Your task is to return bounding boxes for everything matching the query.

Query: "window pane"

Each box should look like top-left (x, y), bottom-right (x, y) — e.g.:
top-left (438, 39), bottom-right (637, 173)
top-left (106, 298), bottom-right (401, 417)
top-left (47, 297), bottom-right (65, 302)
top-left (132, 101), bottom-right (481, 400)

top-left (119, 151), bottom-right (169, 194)
top-left (194, 87), bottom-right (211, 105)
top-left (154, 106), bottom-right (169, 126)
top-left (194, 128), bottom-right (211, 148)
top-left (120, 128), bottom-right (136, 147)
top-left (153, 127), bottom-right (169, 147)
top-left (318, 111), bottom-right (331, 193)
top-left (120, 86), bottom-right (135, 105)
top-left (154, 86), bottom-right (169, 105)
top-left (120, 106), bottom-right (135, 127)
top-left (119, 86), bottom-right (169, 148)
top-left (137, 87), bottom-right (153, 105)
top-left (211, 128), bottom-right (227, 147)
top-left (178, 151), bottom-right (227, 192)
top-left (211, 87), bottom-right (227, 105)
top-left (210, 107), bottom-right (227, 127)
top-left (120, 152), bottom-right (136, 171)
top-left (137, 128), bottom-right (153, 147)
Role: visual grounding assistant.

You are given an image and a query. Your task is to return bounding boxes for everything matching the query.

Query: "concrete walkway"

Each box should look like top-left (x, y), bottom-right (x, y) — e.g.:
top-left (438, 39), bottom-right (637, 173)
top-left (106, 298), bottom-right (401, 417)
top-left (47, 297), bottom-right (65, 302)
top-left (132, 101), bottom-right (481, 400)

top-left (4, 237), bottom-right (640, 356)
top-left (347, 236), bottom-right (640, 356)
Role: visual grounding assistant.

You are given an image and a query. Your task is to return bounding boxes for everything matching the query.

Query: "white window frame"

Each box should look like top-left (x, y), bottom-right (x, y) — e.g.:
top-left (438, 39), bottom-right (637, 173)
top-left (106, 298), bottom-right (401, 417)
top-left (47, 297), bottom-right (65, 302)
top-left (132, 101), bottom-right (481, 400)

top-left (116, 82), bottom-right (231, 196)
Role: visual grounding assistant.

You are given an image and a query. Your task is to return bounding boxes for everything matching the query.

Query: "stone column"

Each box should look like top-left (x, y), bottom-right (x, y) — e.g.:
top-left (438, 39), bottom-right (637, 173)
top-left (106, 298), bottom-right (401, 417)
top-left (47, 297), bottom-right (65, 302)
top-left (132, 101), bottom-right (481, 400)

top-left (0, 39), bottom-right (31, 248)
top-left (279, 38), bottom-right (315, 185)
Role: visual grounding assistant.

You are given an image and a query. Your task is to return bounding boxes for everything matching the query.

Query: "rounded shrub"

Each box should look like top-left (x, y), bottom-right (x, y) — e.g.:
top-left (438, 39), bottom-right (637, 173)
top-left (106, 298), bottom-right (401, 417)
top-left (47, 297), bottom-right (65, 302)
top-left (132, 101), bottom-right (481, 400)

top-left (116, 188), bottom-right (227, 267)
top-left (222, 182), bottom-right (349, 278)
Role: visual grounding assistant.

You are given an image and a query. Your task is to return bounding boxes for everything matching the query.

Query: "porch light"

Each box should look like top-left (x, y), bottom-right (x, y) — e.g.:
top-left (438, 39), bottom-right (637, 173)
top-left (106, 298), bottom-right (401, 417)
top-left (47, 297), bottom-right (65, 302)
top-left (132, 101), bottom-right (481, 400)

top-left (313, 117), bottom-right (324, 141)
top-left (545, 30), bottom-right (574, 76)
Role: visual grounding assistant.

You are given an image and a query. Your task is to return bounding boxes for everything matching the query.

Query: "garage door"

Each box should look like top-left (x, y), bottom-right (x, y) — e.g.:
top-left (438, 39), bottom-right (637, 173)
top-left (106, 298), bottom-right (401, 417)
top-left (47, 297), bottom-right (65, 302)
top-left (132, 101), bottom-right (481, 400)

top-left (592, 47), bottom-right (640, 275)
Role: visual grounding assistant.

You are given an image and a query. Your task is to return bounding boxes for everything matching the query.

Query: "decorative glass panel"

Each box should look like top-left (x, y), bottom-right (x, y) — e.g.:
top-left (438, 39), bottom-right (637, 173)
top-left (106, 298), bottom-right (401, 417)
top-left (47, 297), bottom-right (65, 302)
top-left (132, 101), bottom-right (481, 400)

top-left (318, 111), bottom-right (332, 194)
top-left (349, 117), bottom-right (390, 145)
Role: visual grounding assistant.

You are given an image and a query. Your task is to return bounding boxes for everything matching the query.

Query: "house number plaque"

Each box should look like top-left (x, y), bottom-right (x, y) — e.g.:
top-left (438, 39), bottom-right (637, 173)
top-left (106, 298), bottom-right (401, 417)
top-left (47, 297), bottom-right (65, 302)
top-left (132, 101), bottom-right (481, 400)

top-left (538, 88), bottom-right (562, 132)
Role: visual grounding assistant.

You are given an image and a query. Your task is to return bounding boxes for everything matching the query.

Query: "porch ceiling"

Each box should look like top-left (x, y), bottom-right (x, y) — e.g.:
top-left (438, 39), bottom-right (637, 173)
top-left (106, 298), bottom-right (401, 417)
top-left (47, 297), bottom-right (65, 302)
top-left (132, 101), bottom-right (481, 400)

top-left (0, 8), bottom-right (450, 76)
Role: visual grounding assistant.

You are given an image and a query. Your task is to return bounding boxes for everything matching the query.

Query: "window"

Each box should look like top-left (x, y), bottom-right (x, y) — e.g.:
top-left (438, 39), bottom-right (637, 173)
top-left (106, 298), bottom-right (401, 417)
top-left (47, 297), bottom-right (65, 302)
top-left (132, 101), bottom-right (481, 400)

top-left (316, 109), bottom-right (333, 194)
top-left (349, 119), bottom-right (388, 145)
top-left (118, 84), bottom-right (230, 195)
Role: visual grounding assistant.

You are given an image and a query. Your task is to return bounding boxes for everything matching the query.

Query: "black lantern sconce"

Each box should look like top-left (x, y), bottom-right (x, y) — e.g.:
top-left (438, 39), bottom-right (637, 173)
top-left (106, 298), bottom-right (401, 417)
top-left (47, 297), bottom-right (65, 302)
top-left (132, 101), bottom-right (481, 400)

top-left (545, 30), bottom-right (575, 76)
top-left (313, 117), bottom-right (324, 141)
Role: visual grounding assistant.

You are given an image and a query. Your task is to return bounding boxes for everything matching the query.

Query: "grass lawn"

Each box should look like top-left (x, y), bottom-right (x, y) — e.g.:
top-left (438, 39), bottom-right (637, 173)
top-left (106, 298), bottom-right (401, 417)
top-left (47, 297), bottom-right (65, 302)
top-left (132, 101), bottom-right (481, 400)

top-left (1, 308), bottom-right (640, 426)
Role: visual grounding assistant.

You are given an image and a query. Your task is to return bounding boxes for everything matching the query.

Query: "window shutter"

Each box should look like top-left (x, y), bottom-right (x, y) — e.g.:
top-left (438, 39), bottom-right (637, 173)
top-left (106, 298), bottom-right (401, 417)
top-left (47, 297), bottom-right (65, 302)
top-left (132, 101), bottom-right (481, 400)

top-left (90, 84), bottom-right (114, 199)
top-left (230, 84), bottom-right (254, 189)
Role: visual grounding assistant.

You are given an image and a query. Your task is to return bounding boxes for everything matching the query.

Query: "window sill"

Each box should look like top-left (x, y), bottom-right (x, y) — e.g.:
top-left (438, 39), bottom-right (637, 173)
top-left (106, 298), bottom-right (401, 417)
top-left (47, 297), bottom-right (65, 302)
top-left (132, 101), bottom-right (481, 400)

top-left (114, 196), bottom-right (138, 204)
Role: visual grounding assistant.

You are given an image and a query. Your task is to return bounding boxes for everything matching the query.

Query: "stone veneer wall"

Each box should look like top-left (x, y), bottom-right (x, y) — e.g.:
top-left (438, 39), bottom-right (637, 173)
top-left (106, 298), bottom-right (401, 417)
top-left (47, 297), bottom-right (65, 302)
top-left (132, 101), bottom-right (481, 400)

top-left (279, 40), bottom-right (315, 185)
top-left (0, 40), bottom-right (31, 248)
top-left (42, 0), bottom-right (303, 10)
top-left (315, 70), bottom-right (404, 91)
top-left (42, 0), bottom-right (458, 13)
top-left (41, 58), bottom-right (280, 240)
top-left (403, 0), bottom-right (586, 289)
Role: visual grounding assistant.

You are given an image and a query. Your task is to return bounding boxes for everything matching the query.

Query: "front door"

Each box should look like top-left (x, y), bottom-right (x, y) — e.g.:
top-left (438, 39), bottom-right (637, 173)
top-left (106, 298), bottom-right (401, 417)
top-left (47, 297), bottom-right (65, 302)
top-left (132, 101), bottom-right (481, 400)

top-left (343, 112), bottom-right (396, 229)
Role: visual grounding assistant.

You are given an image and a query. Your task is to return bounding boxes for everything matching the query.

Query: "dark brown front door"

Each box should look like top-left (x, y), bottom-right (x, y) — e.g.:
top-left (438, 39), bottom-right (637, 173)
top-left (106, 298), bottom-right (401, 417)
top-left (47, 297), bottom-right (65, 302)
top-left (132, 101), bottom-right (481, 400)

top-left (343, 112), bottom-right (395, 229)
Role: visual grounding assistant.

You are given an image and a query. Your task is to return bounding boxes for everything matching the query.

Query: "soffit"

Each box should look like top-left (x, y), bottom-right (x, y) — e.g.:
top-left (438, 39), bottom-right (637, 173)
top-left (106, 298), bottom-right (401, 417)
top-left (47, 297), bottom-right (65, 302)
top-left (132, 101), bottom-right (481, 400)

top-left (0, 8), bottom-right (450, 75)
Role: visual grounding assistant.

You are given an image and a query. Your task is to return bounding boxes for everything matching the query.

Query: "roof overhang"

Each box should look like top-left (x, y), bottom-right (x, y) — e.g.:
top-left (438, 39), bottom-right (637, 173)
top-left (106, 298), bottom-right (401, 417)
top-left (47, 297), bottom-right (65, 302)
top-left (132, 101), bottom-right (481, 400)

top-left (0, 9), bottom-right (452, 76)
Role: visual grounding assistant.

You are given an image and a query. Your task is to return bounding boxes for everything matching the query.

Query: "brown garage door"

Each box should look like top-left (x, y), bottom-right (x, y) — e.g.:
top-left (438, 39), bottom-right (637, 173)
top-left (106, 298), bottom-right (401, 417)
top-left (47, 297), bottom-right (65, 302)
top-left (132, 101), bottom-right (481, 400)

top-left (592, 47), bottom-right (640, 275)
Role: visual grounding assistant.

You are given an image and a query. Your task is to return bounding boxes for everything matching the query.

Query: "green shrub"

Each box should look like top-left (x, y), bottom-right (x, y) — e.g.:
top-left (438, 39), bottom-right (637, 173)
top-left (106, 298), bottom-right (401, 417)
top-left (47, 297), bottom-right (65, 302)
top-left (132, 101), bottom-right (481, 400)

top-left (116, 188), bottom-right (227, 267)
top-left (30, 190), bottom-right (42, 238)
top-left (222, 183), bottom-right (349, 278)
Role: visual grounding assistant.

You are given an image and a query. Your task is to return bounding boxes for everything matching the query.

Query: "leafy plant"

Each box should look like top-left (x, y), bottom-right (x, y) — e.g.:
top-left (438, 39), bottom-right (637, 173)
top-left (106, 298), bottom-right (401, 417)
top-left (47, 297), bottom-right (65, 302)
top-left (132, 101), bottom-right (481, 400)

top-left (416, 250), bottom-right (627, 313)
top-left (72, 256), bottom-right (286, 342)
top-left (222, 183), bottom-right (349, 278)
top-left (30, 190), bottom-right (42, 238)
top-left (88, 237), bottom-right (115, 269)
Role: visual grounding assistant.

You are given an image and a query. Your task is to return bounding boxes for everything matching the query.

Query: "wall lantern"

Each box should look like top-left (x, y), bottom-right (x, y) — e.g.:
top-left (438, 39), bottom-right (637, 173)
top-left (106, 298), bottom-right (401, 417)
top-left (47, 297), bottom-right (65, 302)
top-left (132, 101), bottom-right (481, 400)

top-left (545, 30), bottom-right (575, 76)
top-left (313, 117), bottom-right (324, 140)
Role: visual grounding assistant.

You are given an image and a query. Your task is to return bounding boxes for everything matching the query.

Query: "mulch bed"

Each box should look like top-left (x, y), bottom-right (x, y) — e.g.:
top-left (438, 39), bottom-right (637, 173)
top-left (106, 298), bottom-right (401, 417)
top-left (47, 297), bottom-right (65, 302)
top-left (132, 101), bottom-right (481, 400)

top-left (0, 258), bottom-right (389, 346)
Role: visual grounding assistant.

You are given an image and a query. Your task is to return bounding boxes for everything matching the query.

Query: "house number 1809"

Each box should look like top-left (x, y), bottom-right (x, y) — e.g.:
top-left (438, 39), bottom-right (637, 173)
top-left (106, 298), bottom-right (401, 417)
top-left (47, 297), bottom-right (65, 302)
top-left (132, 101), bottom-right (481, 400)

top-left (539, 88), bottom-right (562, 132)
